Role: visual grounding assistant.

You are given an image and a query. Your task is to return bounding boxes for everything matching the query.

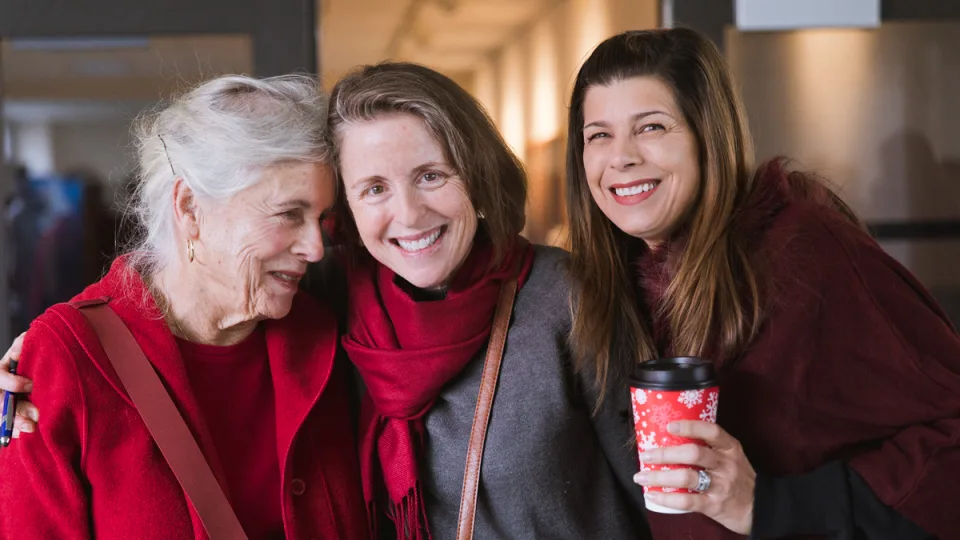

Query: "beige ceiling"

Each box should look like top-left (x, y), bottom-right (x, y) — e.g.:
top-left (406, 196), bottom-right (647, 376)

top-left (320, 0), bottom-right (563, 81)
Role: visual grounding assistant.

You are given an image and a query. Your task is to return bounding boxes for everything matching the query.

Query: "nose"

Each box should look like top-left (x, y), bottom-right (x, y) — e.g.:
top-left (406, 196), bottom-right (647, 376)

top-left (609, 134), bottom-right (642, 171)
top-left (293, 219), bottom-right (325, 263)
top-left (393, 186), bottom-right (426, 227)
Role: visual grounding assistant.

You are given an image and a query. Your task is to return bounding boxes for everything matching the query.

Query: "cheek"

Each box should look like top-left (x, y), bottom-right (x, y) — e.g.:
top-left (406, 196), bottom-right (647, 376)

top-left (231, 224), bottom-right (286, 269)
top-left (349, 202), bottom-right (388, 243)
top-left (582, 148), bottom-right (605, 180)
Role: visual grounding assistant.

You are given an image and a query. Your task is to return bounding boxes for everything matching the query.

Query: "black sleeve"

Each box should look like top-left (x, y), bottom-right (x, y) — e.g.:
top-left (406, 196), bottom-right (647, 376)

top-left (750, 461), bottom-right (934, 540)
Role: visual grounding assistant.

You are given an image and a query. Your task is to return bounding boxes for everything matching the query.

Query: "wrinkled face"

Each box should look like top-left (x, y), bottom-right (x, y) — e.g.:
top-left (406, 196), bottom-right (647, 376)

top-left (196, 162), bottom-right (334, 320)
top-left (339, 113), bottom-right (478, 290)
top-left (582, 76), bottom-right (700, 245)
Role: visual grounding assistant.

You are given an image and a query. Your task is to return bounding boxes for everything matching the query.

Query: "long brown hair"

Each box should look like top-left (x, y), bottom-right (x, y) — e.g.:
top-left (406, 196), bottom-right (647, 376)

top-left (566, 28), bottom-right (761, 401)
top-left (327, 62), bottom-right (527, 265)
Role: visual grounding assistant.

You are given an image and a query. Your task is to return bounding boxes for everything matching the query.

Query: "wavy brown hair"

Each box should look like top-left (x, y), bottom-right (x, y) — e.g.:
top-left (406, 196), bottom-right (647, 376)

top-left (566, 28), bottom-right (764, 401)
top-left (327, 62), bottom-right (527, 265)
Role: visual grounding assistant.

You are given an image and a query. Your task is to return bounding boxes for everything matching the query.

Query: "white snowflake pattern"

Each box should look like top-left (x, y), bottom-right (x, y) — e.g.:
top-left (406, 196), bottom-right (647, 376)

top-left (637, 430), bottom-right (660, 452)
top-left (699, 391), bottom-right (719, 423)
top-left (633, 388), bottom-right (648, 405)
top-left (641, 421), bottom-right (648, 428)
top-left (677, 389), bottom-right (704, 409)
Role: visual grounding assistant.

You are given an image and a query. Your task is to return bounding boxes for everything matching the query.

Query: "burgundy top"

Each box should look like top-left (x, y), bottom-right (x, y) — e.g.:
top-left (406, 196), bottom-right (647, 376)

top-left (637, 161), bottom-right (960, 539)
top-left (178, 327), bottom-right (283, 539)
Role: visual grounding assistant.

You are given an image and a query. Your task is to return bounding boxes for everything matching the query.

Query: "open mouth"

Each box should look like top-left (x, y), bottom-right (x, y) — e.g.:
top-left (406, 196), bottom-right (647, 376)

top-left (391, 225), bottom-right (446, 253)
top-left (268, 271), bottom-right (303, 289)
top-left (611, 180), bottom-right (660, 197)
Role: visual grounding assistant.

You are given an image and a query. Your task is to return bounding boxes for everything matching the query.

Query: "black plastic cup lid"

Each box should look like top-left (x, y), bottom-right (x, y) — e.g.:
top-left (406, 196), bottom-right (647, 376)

top-left (630, 357), bottom-right (717, 391)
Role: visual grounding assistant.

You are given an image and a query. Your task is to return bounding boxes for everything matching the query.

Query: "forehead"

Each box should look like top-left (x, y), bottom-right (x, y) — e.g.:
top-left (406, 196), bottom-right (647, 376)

top-left (583, 76), bottom-right (680, 121)
top-left (238, 162), bottom-right (335, 203)
top-left (338, 113), bottom-right (447, 173)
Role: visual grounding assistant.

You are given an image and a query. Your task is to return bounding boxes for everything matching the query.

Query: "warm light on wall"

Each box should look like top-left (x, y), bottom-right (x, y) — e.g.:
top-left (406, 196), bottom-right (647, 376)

top-left (572, 0), bottom-right (611, 66)
top-left (530, 19), bottom-right (559, 143)
top-left (499, 42), bottom-right (527, 161)
top-left (787, 29), bottom-right (876, 201)
top-left (473, 58), bottom-right (498, 123)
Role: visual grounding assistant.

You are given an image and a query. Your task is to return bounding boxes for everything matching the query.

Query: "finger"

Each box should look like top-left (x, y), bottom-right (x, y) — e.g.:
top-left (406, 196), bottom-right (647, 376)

top-left (644, 491), bottom-right (703, 513)
top-left (668, 420), bottom-right (739, 451)
top-left (634, 468), bottom-right (701, 490)
top-left (16, 401), bottom-right (39, 423)
top-left (643, 443), bottom-right (721, 469)
top-left (0, 371), bottom-right (32, 393)
top-left (13, 415), bottom-right (35, 434)
top-left (0, 333), bottom-right (25, 368)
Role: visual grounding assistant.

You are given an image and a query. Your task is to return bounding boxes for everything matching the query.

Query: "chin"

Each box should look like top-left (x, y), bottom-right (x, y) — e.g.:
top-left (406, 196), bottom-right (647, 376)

top-left (260, 299), bottom-right (295, 320)
top-left (396, 268), bottom-right (446, 290)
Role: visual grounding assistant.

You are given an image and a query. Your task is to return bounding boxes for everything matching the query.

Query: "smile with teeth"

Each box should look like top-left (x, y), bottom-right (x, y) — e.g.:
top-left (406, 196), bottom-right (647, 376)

top-left (269, 271), bottom-right (300, 283)
top-left (394, 227), bottom-right (444, 252)
top-left (613, 181), bottom-right (659, 197)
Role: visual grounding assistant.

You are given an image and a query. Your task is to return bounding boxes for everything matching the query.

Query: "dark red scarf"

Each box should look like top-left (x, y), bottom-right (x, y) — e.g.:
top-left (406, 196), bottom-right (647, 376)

top-left (342, 238), bottom-right (534, 539)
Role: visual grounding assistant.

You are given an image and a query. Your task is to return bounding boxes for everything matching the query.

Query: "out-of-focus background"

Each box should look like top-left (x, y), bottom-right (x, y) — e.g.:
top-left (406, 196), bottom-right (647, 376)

top-left (0, 0), bottom-right (958, 344)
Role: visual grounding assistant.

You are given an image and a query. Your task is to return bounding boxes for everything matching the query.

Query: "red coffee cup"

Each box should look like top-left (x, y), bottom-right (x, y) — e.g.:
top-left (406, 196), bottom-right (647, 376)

top-left (629, 357), bottom-right (719, 514)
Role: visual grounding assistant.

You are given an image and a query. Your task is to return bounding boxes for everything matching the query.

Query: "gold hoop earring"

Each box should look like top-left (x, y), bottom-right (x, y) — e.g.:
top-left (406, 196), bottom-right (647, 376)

top-left (187, 239), bottom-right (195, 263)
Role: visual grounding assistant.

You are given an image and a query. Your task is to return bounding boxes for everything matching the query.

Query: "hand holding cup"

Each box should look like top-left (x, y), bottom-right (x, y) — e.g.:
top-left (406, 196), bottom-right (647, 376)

top-left (633, 420), bottom-right (756, 535)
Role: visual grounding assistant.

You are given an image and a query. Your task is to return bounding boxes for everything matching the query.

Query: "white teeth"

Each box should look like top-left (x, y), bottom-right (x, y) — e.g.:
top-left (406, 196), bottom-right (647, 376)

top-left (614, 182), bottom-right (658, 197)
top-left (271, 272), bottom-right (296, 282)
top-left (397, 229), bottom-right (442, 252)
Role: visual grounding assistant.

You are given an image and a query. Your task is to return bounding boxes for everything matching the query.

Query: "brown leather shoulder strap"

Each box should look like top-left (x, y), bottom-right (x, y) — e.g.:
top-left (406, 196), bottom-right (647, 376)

top-left (455, 274), bottom-right (520, 540)
top-left (72, 303), bottom-right (249, 540)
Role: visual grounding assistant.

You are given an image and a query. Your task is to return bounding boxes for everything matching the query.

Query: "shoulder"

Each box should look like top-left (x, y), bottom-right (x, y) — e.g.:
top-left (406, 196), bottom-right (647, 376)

top-left (758, 199), bottom-right (955, 335)
top-left (512, 244), bottom-right (573, 332)
top-left (759, 200), bottom-right (879, 285)
top-left (527, 244), bottom-right (572, 289)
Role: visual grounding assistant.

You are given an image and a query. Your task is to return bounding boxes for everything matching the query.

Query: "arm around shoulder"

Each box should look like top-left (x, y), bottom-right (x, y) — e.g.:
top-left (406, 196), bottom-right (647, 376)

top-left (0, 314), bottom-right (92, 538)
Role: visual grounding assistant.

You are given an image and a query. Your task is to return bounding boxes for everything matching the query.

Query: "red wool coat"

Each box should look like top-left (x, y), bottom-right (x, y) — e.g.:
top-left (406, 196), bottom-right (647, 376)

top-left (641, 167), bottom-right (960, 539)
top-left (0, 258), bottom-right (368, 539)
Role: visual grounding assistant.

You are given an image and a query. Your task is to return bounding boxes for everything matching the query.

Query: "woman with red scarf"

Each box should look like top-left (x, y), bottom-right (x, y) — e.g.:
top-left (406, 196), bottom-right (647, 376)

top-left (324, 62), bottom-right (648, 539)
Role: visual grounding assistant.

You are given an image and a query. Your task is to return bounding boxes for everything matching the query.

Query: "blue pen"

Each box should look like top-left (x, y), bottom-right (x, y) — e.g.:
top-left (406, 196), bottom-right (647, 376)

top-left (1, 359), bottom-right (18, 447)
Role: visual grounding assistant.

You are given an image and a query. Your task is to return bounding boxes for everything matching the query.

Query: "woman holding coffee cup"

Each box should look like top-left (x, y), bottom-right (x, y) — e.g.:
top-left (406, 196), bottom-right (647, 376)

top-left (566, 28), bottom-right (960, 539)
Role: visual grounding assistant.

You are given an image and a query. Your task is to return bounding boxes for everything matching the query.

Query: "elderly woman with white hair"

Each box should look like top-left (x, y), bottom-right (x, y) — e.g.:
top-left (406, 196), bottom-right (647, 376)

top-left (0, 75), bottom-right (368, 539)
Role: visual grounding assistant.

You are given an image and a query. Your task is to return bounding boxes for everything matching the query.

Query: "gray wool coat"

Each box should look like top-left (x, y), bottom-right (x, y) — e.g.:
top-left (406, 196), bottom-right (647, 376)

top-left (420, 245), bottom-right (651, 539)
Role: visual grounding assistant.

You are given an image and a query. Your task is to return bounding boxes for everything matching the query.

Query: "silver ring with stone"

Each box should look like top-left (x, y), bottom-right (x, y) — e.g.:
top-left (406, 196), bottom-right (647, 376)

top-left (694, 469), bottom-right (712, 493)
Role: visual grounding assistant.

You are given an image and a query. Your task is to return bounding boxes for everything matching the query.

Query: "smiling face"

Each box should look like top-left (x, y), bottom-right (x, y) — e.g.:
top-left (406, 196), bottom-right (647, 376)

top-left (581, 76), bottom-right (701, 245)
top-left (195, 162), bottom-right (334, 321)
top-left (338, 113), bottom-right (478, 290)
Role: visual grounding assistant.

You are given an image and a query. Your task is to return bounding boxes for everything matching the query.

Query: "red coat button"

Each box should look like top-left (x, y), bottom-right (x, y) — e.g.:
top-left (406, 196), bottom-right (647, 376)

top-left (290, 478), bottom-right (306, 496)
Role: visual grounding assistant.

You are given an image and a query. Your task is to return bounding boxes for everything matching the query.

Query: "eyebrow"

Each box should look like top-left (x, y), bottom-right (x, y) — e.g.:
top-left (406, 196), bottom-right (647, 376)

top-left (411, 161), bottom-right (450, 175)
top-left (275, 199), bottom-right (313, 210)
top-left (349, 161), bottom-right (453, 190)
top-left (583, 110), bottom-right (668, 131)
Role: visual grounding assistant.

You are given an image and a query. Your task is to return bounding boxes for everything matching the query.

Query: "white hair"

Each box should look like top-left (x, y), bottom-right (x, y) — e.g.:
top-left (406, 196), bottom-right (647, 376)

top-left (127, 73), bottom-right (329, 277)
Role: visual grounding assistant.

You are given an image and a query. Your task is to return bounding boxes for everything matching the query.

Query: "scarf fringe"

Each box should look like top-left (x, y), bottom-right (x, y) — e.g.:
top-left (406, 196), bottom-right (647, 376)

top-left (370, 485), bottom-right (432, 540)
